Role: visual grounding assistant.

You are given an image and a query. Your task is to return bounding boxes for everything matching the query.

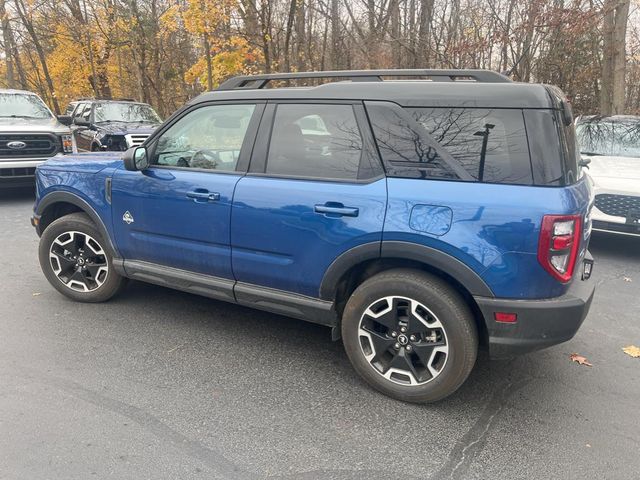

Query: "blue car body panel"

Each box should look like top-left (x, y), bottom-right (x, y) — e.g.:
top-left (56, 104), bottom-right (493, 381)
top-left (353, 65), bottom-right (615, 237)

top-left (231, 176), bottom-right (387, 297)
top-left (110, 166), bottom-right (240, 279)
top-left (383, 176), bottom-right (592, 299)
top-left (35, 154), bottom-right (122, 251)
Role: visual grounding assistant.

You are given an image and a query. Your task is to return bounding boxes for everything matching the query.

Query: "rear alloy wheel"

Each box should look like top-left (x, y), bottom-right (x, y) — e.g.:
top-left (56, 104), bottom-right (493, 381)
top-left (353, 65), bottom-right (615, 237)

top-left (342, 269), bottom-right (478, 403)
top-left (39, 213), bottom-right (126, 302)
top-left (358, 296), bottom-right (449, 386)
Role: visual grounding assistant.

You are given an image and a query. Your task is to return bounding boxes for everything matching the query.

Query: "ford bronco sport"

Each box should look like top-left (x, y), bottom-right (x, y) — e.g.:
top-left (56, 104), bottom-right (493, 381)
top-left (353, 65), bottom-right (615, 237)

top-left (31, 70), bottom-right (595, 403)
top-left (1, 89), bottom-right (75, 188)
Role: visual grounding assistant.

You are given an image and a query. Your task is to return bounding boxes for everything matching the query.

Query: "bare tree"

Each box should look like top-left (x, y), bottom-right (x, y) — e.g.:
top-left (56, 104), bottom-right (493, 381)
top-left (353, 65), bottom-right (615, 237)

top-left (601, 0), bottom-right (631, 114)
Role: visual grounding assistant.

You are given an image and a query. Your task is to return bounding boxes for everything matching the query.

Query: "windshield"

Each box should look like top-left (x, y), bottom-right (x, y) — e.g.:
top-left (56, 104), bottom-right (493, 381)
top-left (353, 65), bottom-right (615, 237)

top-left (0, 93), bottom-right (53, 119)
top-left (94, 103), bottom-right (161, 123)
top-left (576, 118), bottom-right (640, 158)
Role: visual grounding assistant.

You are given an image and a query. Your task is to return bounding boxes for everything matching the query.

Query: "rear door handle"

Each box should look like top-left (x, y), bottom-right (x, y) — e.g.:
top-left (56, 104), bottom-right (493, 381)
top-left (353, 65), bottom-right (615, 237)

top-left (314, 203), bottom-right (359, 217)
top-left (187, 190), bottom-right (220, 203)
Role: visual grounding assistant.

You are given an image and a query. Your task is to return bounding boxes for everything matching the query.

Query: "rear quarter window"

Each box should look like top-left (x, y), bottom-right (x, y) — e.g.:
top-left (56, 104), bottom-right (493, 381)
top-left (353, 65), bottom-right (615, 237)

top-left (366, 102), bottom-right (534, 185)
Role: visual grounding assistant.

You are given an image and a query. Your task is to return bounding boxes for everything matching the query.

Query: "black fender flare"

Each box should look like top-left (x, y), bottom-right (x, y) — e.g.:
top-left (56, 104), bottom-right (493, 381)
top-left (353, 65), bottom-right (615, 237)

top-left (319, 240), bottom-right (494, 300)
top-left (34, 191), bottom-right (120, 257)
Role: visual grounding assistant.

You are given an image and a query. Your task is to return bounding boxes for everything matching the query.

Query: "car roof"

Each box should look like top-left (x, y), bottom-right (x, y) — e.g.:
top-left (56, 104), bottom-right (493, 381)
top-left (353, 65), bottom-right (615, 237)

top-left (86, 100), bottom-right (146, 105)
top-left (192, 81), bottom-right (555, 109)
top-left (0, 89), bottom-right (40, 96)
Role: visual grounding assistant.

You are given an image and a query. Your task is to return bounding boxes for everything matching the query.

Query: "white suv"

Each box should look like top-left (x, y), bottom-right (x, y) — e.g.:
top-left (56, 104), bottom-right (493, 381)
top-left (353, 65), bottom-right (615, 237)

top-left (0, 89), bottom-right (75, 188)
top-left (576, 115), bottom-right (640, 236)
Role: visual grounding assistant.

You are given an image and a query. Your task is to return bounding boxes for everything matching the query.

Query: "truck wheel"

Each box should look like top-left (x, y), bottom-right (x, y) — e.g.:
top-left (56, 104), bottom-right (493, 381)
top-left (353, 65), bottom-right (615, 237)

top-left (342, 269), bottom-right (478, 403)
top-left (38, 212), bottom-right (126, 302)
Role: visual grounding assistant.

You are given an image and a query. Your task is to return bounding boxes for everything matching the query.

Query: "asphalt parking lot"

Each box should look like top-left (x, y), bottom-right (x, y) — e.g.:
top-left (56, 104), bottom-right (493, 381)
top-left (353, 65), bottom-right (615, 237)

top-left (1, 187), bottom-right (639, 480)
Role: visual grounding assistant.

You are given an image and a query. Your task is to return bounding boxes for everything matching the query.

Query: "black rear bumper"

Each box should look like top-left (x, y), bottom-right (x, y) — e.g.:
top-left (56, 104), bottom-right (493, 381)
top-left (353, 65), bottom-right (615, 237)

top-left (474, 254), bottom-right (595, 358)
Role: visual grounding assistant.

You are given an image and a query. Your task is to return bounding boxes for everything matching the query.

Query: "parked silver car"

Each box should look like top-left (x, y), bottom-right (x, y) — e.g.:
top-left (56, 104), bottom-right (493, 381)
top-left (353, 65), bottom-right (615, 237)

top-left (0, 89), bottom-right (76, 188)
top-left (576, 115), bottom-right (640, 236)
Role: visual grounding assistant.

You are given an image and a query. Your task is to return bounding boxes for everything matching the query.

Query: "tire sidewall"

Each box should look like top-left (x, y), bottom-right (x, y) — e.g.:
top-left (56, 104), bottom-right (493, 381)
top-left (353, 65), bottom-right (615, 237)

top-left (38, 214), bottom-right (122, 303)
top-left (342, 270), bottom-right (477, 403)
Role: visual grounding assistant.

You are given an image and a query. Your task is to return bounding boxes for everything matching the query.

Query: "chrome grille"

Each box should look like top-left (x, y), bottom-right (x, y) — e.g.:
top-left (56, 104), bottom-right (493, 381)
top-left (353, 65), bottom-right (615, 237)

top-left (125, 134), bottom-right (150, 148)
top-left (0, 134), bottom-right (59, 158)
top-left (595, 194), bottom-right (640, 218)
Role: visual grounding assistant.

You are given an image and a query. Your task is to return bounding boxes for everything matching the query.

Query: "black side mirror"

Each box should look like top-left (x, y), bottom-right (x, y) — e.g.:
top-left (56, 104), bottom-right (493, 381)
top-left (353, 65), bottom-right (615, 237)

top-left (74, 118), bottom-right (91, 127)
top-left (57, 115), bottom-right (72, 126)
top-left (123, 146), bottom-right (149, 171)
top-left (579, 157), bottom-right (591, 169)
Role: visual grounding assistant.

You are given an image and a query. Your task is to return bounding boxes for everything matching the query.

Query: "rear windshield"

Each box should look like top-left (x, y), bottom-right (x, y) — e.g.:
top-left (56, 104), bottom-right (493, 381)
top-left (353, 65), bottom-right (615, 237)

top-left (366, 102), bottom-right (574, 186)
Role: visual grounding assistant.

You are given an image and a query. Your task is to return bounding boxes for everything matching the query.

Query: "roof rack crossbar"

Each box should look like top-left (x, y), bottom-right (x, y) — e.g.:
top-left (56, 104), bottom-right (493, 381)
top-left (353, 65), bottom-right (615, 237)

top-left (217, 69), bottom-right (511, 90)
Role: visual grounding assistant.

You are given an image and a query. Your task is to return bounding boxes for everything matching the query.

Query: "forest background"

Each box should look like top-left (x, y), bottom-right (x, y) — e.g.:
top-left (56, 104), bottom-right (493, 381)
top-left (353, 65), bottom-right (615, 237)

top-left (1, 0), bottom-right (638, 118)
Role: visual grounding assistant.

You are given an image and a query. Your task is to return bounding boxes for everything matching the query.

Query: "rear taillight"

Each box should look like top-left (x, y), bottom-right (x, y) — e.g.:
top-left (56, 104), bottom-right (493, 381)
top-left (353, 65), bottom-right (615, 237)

top-left (537, 215), bottom-right (582, 283)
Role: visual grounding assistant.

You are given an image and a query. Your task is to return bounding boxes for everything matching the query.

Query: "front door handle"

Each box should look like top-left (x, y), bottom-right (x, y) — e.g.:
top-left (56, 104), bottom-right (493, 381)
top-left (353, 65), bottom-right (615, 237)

top-left (187, 190), bottom-right (220, 203)
top-left (314, 203), bottom-right (359, 217)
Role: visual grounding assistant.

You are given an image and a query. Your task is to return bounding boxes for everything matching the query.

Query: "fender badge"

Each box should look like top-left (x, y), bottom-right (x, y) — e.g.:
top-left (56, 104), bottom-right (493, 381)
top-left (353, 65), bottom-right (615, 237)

top-left (122, 211), bottom-right (134, 224)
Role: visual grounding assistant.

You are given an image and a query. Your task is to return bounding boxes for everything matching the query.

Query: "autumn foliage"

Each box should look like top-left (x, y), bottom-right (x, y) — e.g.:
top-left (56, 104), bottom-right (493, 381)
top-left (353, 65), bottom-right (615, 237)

top-left (0, 0), bottom-right (638, 117)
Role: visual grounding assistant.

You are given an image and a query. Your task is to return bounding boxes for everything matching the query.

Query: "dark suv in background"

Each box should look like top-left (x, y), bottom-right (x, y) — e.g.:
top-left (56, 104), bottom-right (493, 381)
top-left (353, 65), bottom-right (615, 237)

top-left (67, 99), bottom-right (162, 152)
top-left (33, 70), bottom-right (595, 402)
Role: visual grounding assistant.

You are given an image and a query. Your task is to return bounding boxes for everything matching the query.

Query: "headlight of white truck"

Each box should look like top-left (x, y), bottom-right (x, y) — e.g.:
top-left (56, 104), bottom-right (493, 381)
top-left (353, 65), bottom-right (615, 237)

top-left (60, 134), bottom-right (75, 153)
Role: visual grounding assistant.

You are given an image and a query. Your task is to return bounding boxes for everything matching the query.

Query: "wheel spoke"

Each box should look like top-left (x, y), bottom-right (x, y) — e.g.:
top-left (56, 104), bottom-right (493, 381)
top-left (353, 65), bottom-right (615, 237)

top-left (411, 341), bottom-right (443, 366)
top-left (68, 268), bottom-right (87, 285)
top-left (387, 350), bottom-right (421, 383)
top-left (50, 251), bottom-right (76, 272)
top-left (85, 264), bottom-right (102, 278)
top-left (363, 328), bottom-right (396, 362)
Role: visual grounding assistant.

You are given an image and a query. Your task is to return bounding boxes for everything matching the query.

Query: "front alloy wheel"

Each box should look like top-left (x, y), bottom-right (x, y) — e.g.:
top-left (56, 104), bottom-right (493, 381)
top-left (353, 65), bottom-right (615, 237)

top-left (49, 230), bottom-right (109, 292)
top-left (39, 212), bottom-right (126, 302)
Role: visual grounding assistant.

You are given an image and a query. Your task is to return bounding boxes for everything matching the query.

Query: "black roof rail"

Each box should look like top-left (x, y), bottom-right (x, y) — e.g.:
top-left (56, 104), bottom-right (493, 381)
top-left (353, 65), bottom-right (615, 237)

top-left (217, 69), bottom-right (511, 90)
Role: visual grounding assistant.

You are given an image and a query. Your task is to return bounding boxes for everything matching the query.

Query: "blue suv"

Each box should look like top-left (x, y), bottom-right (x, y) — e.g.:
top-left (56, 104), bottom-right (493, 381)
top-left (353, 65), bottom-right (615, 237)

top-left (32, 70), bottom-right (595, 403)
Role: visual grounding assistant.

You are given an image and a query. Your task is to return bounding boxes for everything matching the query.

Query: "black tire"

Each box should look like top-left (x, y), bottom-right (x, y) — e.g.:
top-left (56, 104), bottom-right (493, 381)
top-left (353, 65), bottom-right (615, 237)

top-left (342, 269), bottom-right (478, 403)
top-left (38, 212), bottom-right (126, 302)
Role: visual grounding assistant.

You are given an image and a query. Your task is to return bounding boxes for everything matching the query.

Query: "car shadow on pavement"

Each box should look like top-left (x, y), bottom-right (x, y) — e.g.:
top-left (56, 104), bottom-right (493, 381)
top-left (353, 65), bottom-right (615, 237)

top-left (115, 279), bottom-right (534, 405)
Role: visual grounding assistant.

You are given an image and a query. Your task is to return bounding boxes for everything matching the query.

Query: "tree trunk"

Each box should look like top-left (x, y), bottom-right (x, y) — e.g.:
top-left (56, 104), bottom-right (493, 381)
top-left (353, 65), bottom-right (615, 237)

top-left (1, 0), bottom-right (16, 87)
top-left (295, 0), bottom-right (305, 71)
top-left (330, 0), bottom-right (342, 69)
top-left (283, 0), bottom-right (296, 71)
top-left (13, 0), bottom-right (60, 113)
top-left (612, 0), bottom-right (630, 114)
top-left (203, 33), bottom-right (213, 91)
top-left (601, 0), bottom-right (630, 115)
top-left (417, 0), bottom-right (434, 67)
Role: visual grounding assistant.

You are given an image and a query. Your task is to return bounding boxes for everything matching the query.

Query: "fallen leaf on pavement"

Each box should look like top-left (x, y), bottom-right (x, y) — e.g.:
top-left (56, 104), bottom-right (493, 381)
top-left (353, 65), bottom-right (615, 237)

top-left (623, 277), bottom-right (632, 282)
top-left (570, 353), bottom-right (592, 367)
top-left (622, 346), bottom-right (640, 358)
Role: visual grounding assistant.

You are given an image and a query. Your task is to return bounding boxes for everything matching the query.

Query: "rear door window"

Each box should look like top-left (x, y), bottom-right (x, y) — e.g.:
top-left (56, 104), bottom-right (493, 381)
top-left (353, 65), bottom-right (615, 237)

top-left (266, 104), bottom-right (364, 180)
top-left (366, 102), bottom-right (533, 185)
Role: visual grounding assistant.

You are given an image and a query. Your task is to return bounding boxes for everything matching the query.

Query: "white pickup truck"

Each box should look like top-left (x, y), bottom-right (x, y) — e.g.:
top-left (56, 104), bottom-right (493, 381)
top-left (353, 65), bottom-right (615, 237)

top-left (0, 89), bottom-right (76, 188)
